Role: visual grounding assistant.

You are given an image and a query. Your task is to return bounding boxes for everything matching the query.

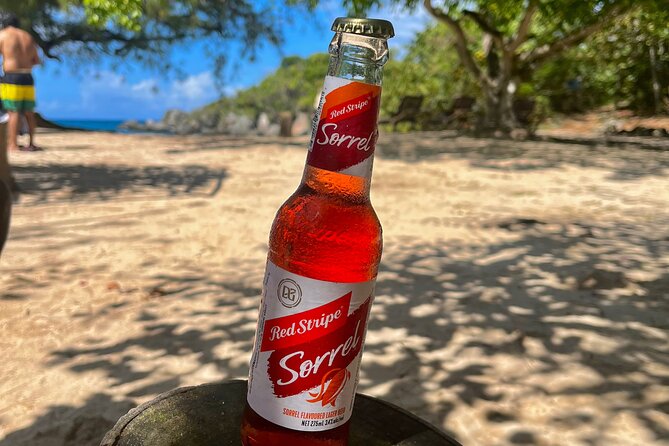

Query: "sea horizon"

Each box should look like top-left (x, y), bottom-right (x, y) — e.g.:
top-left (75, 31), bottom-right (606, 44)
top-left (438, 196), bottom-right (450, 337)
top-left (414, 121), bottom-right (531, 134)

top-left (50, 118), bottom-right (160, 133)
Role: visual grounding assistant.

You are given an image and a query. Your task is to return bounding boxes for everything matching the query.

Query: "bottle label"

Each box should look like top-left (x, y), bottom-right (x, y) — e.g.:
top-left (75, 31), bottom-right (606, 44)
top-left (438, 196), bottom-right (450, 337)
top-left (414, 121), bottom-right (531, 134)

top-left (308, 76), bottom-right (381, 178)
top-left (247, 260), bottom-right (376, 431)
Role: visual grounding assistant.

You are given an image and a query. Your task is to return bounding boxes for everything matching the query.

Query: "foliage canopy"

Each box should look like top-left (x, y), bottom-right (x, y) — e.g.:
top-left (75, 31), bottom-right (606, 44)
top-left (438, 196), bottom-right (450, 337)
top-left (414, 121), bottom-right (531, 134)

top-left (0, 0), bottom-right (307, 77)
top-left (344, 0), bottom-right (666, 129)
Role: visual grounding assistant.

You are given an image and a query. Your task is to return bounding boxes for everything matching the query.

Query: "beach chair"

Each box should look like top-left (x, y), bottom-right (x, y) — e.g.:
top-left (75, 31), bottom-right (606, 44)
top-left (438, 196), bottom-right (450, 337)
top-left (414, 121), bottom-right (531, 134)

top-left (442, 96), bottom-right (476, 129)
top-left (425, 96), bottom-right (476, 130)
top-left (380, 95), bottom-right (424, 131)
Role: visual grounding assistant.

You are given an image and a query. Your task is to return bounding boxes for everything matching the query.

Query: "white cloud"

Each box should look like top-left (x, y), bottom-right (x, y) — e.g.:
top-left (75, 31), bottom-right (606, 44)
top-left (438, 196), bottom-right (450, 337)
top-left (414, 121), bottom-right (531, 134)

top-left (171, 71), bottom-right (215, 102)
top-left (73, 70), bottom-right (221, 118)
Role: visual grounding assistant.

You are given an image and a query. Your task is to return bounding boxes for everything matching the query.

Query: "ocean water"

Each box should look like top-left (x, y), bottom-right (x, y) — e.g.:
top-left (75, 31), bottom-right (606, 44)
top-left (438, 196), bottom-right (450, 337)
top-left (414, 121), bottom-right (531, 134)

top-left (52, 119), bottom-right (126, 132)
top-left (51, 119), bottom-right (169, 134)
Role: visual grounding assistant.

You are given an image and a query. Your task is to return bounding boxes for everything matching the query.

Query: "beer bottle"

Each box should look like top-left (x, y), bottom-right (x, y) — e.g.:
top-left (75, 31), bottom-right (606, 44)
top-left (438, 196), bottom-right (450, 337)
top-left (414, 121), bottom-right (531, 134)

top-left (241, 17), bottom-right (394, 446)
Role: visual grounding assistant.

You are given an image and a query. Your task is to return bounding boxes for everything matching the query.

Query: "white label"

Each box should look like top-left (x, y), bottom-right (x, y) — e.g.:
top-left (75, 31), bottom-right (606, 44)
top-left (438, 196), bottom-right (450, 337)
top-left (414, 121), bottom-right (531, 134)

top-left (307, 76), bottom-right (381, 178)
top-left (247, 260), bottom-right (376, 431)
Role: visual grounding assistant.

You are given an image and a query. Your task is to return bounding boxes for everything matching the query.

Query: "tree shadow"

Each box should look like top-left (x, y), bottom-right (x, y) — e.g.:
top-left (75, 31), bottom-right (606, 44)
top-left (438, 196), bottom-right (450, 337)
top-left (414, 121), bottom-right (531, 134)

top-left (164, 135), bottom-right (305, 154)
top-left (11, 164), bottom-right (227, 204)
top-left (362, 220), bottom-right (668, 443)
top-left (9, 220), bottom-right (667, 445)
top-left (376, 133), bottom-right (669, 181)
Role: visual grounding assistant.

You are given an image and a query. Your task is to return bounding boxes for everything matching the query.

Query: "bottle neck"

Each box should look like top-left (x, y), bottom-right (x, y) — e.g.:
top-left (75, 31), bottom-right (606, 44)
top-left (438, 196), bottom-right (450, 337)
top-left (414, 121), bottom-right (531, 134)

top-left (302, 32), bottom-right (389, 201)
top-left (327, 32), bottom-right (388, 85)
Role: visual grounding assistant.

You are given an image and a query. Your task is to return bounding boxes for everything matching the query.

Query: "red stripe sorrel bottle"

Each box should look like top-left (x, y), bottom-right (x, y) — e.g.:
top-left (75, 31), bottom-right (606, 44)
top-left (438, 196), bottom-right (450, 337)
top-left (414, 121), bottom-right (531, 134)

top-left (240, 17), bottom-right (394, 446)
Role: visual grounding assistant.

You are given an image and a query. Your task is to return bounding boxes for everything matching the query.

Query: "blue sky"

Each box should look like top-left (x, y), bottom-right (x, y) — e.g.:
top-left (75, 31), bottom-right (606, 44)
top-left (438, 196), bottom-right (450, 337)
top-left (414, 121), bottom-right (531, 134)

top-left (33, 3), bottom-right (431, 121)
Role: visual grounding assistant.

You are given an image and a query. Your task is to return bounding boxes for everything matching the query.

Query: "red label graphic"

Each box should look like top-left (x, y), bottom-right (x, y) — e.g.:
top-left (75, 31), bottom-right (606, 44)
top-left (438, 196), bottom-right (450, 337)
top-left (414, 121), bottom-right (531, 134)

top-left (246, 261), bottom-right (376, 431)
top-left (267, 297), bottom-right (371, 398)
top-left (260, 292), bottom-right (352, 352)
top-left (308, 79), bottom-right (381, 174)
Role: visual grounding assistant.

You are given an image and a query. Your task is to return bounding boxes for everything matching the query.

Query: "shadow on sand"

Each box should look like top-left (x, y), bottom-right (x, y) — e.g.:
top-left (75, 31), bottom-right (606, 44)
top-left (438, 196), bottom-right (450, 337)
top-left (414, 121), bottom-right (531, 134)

top-left (11, 164), bottom-right (227, 204)
top-left (3, 218), bottom-right (666, 445)
top-left (377, 133), bottom-right (669, 181)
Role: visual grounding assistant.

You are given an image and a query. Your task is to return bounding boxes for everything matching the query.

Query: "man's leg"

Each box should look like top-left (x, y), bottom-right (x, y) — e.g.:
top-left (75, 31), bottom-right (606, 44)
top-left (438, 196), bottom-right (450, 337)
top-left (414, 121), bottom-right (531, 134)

top-left (25, 111), bottom-right (36, 148)
top-left (6, 112), bottom-right (20, 151)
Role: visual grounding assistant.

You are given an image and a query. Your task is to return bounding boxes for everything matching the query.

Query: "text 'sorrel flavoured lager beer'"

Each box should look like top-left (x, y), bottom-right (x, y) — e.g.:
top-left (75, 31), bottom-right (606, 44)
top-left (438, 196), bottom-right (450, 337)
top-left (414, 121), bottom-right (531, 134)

top-left (241, 17), bottom-right (394, 446)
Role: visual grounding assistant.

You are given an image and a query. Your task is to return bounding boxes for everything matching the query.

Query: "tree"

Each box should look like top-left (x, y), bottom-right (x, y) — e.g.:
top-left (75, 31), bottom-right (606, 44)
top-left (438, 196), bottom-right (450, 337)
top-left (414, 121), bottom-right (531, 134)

top-left (531, 5), bottom-right (669, 114)
top-left (0, 0), bottom-right (306, 77)
top-left (346, 0), bottom-right (661, 131)
top-left (200, 53), bottom-right (330, 120)
top-left (381, 22), bottom-right (481, 120)
top-left (581, 7), bottom-right (669, 113)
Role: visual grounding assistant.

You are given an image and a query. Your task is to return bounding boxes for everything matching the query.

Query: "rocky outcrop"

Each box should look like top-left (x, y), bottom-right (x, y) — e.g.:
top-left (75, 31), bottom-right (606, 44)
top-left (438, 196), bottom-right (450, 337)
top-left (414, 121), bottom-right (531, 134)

top-left (120, 108), bottom-right (312, 136)
top-left (119, 119), bottom-right (169, 133)
top-left (604, 122), bottom-right (669, 137)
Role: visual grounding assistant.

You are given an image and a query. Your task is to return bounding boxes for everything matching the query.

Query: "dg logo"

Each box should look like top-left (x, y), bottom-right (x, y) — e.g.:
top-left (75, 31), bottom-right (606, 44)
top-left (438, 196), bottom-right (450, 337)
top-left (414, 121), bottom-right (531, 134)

top-left (277, 279), bottom-right (302, 308)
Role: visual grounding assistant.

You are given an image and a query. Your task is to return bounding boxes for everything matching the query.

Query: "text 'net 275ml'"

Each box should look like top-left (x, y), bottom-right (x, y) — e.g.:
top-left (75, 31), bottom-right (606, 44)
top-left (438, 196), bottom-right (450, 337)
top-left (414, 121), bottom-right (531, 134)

top-left (240, 17), bottom-right (395, 446)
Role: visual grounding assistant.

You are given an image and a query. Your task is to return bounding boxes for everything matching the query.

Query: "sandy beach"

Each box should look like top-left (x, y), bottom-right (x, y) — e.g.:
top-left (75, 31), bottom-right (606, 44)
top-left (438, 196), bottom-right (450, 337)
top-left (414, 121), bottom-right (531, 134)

top-left (0, 130), bottom-right (668, 445)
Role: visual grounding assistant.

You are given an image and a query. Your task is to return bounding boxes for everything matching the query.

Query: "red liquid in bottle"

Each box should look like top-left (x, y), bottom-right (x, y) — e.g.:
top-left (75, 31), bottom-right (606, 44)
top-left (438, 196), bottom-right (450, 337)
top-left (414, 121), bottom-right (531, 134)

top-left (241, 17), bottom-right (393, 446)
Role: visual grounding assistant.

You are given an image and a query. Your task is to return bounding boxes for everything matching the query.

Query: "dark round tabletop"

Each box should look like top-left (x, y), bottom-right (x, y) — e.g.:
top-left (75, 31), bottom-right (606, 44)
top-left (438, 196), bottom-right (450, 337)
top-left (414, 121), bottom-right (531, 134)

top-left (101, 379), bottom-right (462, 446)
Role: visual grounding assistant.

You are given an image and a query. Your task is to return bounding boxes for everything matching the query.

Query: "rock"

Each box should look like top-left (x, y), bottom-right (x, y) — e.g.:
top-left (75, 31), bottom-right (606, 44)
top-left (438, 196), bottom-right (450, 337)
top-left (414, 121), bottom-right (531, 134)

top-left (119, 119), bottom-right (169, 133)
top-left (119, 120), bottom-right (142, 130)
top-left (603, 122), bottom-right (669, 138)
top-left (198, 112), bottom-right (219, 131)
top-left (604, 119), bottom-right (623, 135)
top-left (219, 113), bottom-right (253, 135)
top-left (162, 109), bottom-right (188, 129)
top-left (174, 118), bottom-right (202, 135)
top-left (265, 124), bottom-right (280, 137)
top-left (216, 116), bottom-right (229, 134)
top-left (256, 112), bottom-right (272, 135)
top-left (143, 119), bottom-right (169, 132)
top-left (201, 127), bottom-right (218, 135)
top-left (291, 112), bottom-right (311, 136)
top-left (231, 116), bottom-right (253, 135)
top-left (577, 269), bottom-right (629, 290)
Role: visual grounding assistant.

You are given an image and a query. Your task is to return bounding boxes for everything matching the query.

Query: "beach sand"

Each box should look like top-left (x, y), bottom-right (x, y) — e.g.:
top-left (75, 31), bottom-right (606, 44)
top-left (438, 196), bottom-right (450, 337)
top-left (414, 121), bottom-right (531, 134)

top-left (1, 130), bottom-right (668, 445)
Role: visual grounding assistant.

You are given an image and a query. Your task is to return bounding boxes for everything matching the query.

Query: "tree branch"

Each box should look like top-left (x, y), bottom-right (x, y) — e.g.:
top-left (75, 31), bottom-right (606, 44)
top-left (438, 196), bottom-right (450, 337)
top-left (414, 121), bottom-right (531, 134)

top-left (509, 0), bottom-right (538, 53)
top-left (35, 23), bottom-right (208, 60)
top-left (463, 9), bottom-right (503, 37)
top-left (30, 32), bottom-right (62, 61)
top-left (523, 4), bottom-right (629, 65)
top-left (423, 0), bottom-right (484, 82)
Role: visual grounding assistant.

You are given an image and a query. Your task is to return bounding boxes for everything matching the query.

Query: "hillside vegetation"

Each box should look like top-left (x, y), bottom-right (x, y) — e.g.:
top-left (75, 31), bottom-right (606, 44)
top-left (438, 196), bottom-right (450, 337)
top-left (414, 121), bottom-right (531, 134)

top-left (196, 12), bottom-right (668, 128)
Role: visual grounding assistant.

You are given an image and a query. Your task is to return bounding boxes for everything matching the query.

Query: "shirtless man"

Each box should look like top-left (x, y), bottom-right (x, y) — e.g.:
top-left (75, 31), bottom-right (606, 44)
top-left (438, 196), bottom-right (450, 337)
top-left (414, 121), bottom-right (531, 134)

top-left (0, 13), bottom-right (41, 152)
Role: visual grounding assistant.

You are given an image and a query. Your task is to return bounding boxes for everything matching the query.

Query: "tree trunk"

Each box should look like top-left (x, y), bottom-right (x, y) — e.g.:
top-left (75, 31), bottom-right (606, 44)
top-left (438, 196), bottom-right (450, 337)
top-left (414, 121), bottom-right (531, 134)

top-left (649, 43), bottom-right (661, 114)
top-left (481, 79), bottom-right (516, 132)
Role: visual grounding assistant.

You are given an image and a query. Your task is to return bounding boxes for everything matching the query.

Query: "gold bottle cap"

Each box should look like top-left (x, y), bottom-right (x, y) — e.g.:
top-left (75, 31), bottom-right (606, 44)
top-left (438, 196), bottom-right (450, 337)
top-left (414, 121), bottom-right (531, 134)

top-left (331, 17), bottom-right (395, 39)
